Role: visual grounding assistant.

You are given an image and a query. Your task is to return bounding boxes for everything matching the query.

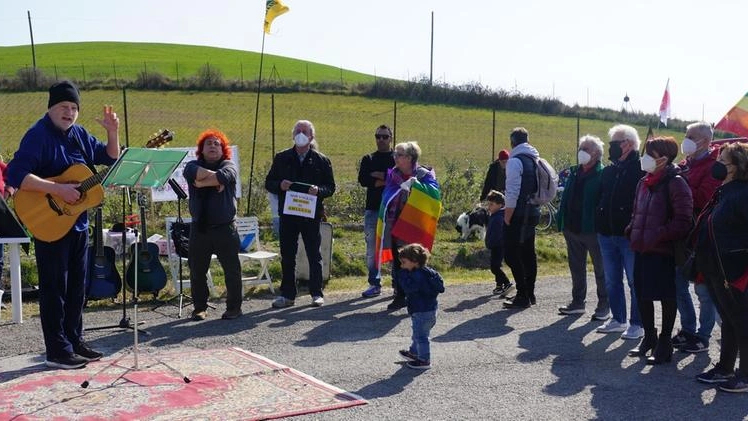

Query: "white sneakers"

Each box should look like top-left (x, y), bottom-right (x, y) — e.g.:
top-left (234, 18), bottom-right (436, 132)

top-left (596, 319), bottom-right (645, 339)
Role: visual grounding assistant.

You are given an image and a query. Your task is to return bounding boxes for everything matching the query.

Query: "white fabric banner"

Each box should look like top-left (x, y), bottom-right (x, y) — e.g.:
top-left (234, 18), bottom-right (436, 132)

top-left (150, 146), bottom-right (240, 202)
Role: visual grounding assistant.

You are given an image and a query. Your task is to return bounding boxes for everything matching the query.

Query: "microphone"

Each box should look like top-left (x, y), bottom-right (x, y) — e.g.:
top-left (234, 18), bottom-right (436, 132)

top-left (168, 178), bottom-right (188, 200)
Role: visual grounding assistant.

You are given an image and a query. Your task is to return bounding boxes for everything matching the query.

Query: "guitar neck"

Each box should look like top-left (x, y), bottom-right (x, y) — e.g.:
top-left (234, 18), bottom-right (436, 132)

top-left (95, 208), bottom-right (104, 255)
top-left (140, 203), bottom-right (148, 246)
top-left (79, 170), bottom-right (108, 193)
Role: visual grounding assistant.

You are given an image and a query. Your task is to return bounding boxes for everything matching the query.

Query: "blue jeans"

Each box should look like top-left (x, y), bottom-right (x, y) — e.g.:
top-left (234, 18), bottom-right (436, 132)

top-left (597, 234), bottom-right (641, 326)
top-left (410, 310), bottom-right (437, 362)
top-left (364, 210), bottom-right (380, 286)
top-left (675, 266), bottom-right (717, 340)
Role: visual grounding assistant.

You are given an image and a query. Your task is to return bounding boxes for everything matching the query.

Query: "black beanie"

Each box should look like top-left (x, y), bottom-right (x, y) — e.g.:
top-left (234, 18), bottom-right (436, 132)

top-left (48, 81), bottom-right (80, 109)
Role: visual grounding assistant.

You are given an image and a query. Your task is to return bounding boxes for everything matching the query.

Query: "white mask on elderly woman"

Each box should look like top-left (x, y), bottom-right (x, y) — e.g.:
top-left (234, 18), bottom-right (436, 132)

top-left (640, 153), bottom-right (658, 173)
top-left (577, 150), bottom-right (592, 165)
top-left (681, 137), bottom-right (698, 155)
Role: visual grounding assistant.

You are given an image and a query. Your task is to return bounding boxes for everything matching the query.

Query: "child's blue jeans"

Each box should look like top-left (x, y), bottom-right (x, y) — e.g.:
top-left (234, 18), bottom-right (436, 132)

top-left (409, 310), bottom-right (437, 362)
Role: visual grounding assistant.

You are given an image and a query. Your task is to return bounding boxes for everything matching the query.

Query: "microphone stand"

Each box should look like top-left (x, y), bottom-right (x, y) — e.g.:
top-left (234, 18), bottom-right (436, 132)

top-left (153, 178), bottom-right (196, 318)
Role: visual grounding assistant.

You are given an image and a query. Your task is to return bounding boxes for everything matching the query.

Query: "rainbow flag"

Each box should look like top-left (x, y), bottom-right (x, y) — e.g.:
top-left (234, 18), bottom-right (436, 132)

top-left (716, 92), bottom-right (748, 138)
top-left (375, 170), bottom-right (442, 269)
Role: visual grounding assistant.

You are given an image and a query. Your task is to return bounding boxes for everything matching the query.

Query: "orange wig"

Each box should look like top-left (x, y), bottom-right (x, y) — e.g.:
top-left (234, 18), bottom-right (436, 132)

top-left (196, 129), bottom-right (232, 160)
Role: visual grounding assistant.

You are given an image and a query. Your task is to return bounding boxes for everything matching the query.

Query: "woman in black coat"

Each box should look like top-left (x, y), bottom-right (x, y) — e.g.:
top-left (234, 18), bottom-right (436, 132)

top-left (693, 142), bottom-right (748, 393)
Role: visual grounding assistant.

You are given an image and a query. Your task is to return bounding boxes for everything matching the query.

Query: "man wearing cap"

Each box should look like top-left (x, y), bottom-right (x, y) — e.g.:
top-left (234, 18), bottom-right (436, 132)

top-left (358, 124), bottom-right (395, 298)
top-left (6, 81), bottom-right (120, 369)
top-left (481, 149), bottom-right (509, 200)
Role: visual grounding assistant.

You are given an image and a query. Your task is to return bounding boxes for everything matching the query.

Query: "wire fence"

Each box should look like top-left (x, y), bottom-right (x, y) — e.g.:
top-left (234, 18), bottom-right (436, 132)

top-left (1, 88), bottom-right (599, 229)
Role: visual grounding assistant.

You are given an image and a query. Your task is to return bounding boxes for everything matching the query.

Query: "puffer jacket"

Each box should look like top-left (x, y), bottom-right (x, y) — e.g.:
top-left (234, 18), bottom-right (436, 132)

top-left (679, 147), bottom-right (721, 214)
top-left (626, 165), bottom-right (693, 255)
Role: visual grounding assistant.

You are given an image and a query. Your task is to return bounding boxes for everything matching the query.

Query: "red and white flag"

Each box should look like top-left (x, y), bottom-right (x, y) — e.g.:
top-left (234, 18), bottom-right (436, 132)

top-left (659, 79), bottom-right (671, 126)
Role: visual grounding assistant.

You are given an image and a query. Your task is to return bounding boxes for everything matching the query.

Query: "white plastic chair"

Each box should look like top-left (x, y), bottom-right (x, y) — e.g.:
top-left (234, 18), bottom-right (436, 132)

top-left (236, 216), bottom-right (277, 294)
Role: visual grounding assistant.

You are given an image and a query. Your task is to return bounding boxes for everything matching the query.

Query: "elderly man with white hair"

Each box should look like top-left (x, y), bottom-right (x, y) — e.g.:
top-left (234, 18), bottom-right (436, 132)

top-left (556, 135), bottom-right (609, 319)
top-left (594, 124), bottom-right (646, 340)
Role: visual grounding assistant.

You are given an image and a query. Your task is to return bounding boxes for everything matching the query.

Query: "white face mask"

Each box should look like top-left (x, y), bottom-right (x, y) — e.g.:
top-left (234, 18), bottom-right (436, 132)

top-left (294, 132), bottom-right (310, 147)
top-left (681, 137), bottom-right (698, 155)
top-left (577, 150), bottom-right (592, 165)
top-left (640, 153), bottom-right (658, 173)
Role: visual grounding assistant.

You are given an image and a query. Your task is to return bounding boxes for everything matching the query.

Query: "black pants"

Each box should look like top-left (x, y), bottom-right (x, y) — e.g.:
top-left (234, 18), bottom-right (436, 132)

top-left (705, 277), bottom-right (748, 376)
top-left (490, 247), bottom-right (510, 286)
top-left (36, 229), bottom-right (88, 359)
top-left (503, 214), bottom-right (538, 299)
top-left (391, 238), bottom-right (406, 297)
top-left (189, 223), bottom-right (243, 312)
top-left (279, 215), bottom-right (323, 300)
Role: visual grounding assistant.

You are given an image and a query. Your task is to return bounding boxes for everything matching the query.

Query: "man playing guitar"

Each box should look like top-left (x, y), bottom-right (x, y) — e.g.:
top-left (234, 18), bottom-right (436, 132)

top-left (5, 81), bottom-right (120, 369)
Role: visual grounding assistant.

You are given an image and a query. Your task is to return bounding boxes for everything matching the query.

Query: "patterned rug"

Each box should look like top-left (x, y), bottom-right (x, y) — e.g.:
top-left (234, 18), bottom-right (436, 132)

top-left (0, 347), bottom-right (366, 420)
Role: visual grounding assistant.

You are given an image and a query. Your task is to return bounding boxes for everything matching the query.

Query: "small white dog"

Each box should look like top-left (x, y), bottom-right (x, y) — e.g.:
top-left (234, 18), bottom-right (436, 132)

top-left (455, 206), bottom-right (489, 241)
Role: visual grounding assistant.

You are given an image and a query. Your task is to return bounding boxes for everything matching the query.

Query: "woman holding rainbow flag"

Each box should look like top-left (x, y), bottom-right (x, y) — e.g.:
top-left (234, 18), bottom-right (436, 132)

top-left (375, 141), bottom-right (442, 310)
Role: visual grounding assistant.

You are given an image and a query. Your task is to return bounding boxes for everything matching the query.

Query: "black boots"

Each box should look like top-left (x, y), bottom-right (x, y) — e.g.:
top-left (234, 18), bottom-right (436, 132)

top-left (646, 333), bottom-right (673, 365)
top-left (628, 328), bottom-right (657, 357)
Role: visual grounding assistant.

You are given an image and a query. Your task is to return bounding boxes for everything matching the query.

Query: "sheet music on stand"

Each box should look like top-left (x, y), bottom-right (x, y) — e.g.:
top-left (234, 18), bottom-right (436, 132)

top-left (100, 147), bottom-right (186, 370)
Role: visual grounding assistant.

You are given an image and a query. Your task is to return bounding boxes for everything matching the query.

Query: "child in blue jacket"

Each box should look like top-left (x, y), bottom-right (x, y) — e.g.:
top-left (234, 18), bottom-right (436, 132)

top-left (397, 243), bottom-right (445, 369)
top-left (486, 190), bottom-right (513, 297)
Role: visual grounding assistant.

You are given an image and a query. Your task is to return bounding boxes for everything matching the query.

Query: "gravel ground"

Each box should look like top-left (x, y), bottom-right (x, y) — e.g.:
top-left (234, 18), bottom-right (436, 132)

top-left (2, 277), bottom-right (748, 420)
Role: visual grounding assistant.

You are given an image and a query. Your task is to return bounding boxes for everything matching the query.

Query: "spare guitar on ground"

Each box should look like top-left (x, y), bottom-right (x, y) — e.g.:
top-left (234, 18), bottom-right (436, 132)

top-left (86, 206), bottom-right (121, 301)
top-left (4, 81), bottom-right (120, 370)
top-left (125, 194), bottom-right (167, 295)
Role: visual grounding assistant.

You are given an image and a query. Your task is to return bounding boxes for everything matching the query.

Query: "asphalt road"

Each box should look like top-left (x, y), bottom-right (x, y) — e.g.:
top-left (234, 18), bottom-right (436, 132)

top-left (2, 277), bottom-right (748, 420)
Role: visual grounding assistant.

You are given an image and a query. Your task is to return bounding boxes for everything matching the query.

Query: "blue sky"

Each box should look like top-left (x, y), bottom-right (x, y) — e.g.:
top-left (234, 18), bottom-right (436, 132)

top-left (2, 0), bottom-right (746, 124)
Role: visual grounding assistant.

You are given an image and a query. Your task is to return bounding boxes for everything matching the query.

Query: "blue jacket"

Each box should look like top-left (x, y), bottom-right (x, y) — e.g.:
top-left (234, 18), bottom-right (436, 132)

top-left (399, 266), bottom-right (445, 314)
top-left (485, 208), bottom-right (505, 249)
top-left (5, 114), bottom-right (116, 232)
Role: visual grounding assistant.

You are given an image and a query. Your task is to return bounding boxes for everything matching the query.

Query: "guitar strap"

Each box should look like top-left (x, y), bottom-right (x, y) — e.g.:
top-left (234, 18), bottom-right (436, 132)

top-left (71, 133), bottom-right (98, 174)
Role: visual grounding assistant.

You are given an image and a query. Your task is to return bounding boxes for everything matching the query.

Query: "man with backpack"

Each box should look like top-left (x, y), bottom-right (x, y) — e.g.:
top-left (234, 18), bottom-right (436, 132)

top-left (503, 127), bottom-right (547, 309)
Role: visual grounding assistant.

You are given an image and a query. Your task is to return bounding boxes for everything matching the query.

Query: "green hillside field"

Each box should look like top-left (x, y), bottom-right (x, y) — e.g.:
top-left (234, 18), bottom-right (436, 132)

top-left (0, 41), bottom-right (375, 85)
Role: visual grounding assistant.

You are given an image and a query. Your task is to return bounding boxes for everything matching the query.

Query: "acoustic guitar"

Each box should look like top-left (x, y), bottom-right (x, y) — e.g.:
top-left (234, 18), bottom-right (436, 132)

top-left (86, 206), bottom-right (121, 300)
top-left (14, 130), bottom-right (173, 242)
top-left (125, 194), bottom-right (167, 294)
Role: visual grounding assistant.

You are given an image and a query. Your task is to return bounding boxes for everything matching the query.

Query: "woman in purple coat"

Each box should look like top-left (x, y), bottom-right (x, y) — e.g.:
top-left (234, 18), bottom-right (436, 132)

top-left (625, 137), bottom-right (693, 364)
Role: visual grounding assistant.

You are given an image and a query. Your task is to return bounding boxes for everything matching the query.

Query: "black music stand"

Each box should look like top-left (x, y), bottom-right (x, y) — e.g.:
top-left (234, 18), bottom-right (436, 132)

top-left (151, 178), bottom-right (210, 318)
top-left (98, 147), bottom-right (186, 370)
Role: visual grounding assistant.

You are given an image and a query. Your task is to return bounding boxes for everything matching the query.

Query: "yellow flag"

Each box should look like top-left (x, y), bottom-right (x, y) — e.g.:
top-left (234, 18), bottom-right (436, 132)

top-left (264, 0), bottom-right (290, 34)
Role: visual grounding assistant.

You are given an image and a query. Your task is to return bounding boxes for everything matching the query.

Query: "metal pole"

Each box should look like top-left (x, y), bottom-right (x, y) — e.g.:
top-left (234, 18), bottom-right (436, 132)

top-left (393, 101), bottom-right (398, 146)
top-left (492, 109), bottom-right (496, 162)
top-left (576, 113), bottom-right (580, 165)
top-left (429, 11), bottom-right (434, 86)
top-left (27, 11), bottom-right (37, 86)
top-left (246, 31), bottom-right (267, 216)
top-left (271, 94), bottom-right (276, 156)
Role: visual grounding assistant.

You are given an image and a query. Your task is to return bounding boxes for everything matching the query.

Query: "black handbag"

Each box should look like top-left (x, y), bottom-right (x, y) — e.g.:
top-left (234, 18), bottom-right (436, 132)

top-left (170, 220), bottom-right (190, 259)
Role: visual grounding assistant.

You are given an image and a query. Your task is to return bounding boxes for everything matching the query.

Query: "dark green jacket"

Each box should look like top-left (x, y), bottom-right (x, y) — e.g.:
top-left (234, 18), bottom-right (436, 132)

top-left (556, 162), bottom-right (603, 233)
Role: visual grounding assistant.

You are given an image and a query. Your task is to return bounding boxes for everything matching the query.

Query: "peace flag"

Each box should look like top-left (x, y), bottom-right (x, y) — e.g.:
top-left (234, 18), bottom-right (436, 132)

top-left (715, 92), bottom-right (748, 138)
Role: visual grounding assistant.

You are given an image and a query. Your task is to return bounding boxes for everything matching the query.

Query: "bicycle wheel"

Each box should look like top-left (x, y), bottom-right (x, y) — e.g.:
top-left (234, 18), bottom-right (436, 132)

top-left (536, 204), bottom-right (554, 231)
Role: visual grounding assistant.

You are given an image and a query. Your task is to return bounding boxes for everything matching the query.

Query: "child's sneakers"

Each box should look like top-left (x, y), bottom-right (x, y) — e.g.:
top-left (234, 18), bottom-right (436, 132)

top-left (406, 359), bottom-right (431, 370)
top-left (492, 282), bottom-right (514, 298)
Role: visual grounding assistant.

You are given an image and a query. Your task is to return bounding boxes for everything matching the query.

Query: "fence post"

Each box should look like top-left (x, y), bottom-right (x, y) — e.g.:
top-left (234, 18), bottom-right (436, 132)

top-left (492, 109), bottom-right (496, 162)
top-left (393, 100), bottom-right (398, 145)
top-left (112, 60), bottom-right (118, 88)
top-left (175, 61), bottom-right (180, 86)
top-left (81, 63), bottom-right (86, 84)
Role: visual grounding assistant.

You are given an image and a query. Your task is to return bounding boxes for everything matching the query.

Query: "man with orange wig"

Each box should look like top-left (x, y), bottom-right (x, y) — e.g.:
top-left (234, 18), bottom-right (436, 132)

top-left (184, 129), bottom-right (243, 321)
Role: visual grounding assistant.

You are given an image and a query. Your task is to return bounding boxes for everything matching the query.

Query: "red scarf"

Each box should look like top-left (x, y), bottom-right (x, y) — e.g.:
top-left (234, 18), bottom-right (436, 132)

top-left (643, 170), bottom-right (666, 188)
